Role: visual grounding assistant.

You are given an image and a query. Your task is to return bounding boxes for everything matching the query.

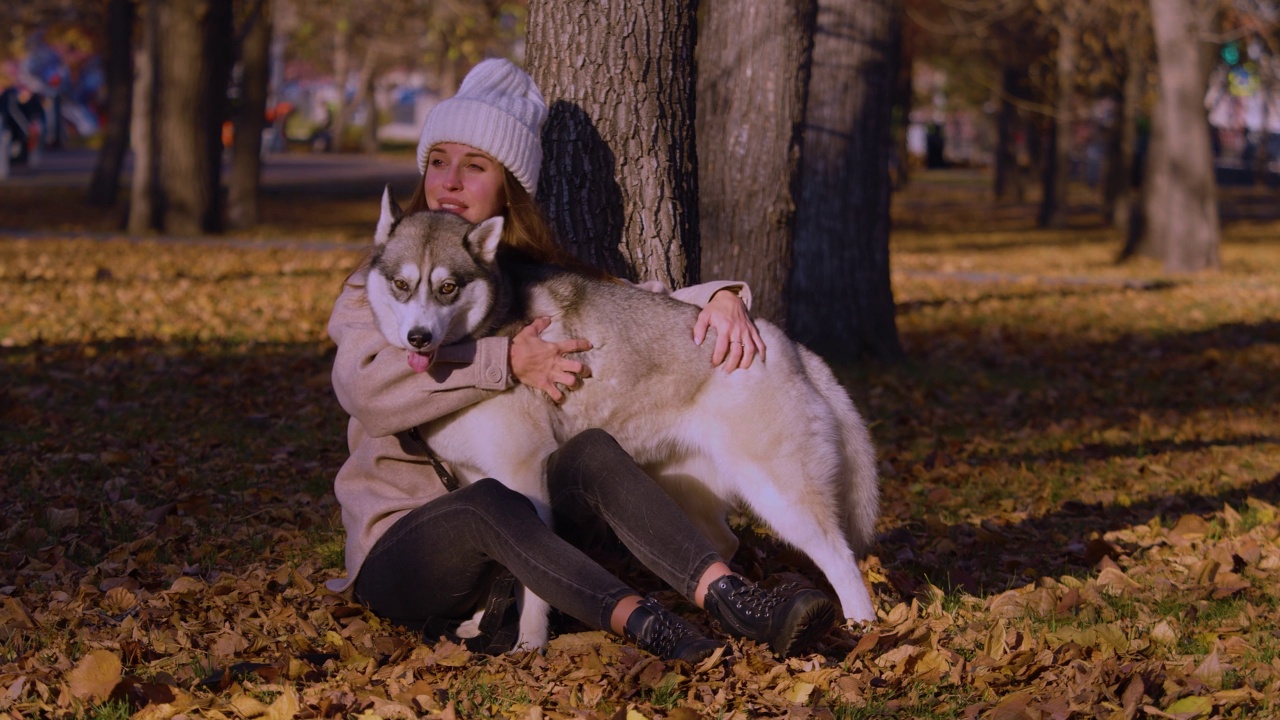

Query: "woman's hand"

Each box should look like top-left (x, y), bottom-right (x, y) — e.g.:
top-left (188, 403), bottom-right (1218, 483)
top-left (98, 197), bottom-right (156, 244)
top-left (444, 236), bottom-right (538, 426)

top-left (511, 317), bottom-right (592, 403)
top-left (693, 289), bottom-right (766, 373)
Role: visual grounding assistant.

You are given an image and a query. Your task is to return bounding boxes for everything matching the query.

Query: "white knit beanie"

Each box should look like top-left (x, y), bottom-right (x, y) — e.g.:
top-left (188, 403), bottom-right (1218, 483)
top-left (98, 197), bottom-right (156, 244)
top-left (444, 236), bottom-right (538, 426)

top-left (416, 59), bottom-right (547, 196)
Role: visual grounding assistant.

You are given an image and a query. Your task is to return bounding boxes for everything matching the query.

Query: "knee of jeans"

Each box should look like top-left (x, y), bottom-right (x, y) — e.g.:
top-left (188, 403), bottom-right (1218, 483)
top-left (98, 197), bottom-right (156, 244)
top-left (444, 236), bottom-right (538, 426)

top-left (466, 478), bottom-right (538, 519)
top-left (549, 428), bottom-right (623, 475)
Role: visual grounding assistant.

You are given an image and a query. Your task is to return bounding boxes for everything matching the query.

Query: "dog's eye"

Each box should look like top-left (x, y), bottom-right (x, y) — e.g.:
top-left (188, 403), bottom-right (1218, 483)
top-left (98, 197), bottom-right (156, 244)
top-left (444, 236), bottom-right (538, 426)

top-left (393, 278), bottom-right (410, 292)
top-left (439, 281), bottom-right (458, 295)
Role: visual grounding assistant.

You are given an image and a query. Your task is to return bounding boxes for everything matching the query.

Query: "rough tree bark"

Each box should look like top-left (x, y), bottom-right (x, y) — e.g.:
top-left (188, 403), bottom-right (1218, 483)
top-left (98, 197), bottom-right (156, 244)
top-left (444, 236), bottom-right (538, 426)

top-left (525, 0), bottom-right (700, 286)
top-left (1129, 0), bottom-right (1220, 271)
top-left (155, 0), bottom-right (234, 234)
top-left (228, 0), bottom-right (272, 230)
top-left (87, 0), bottom-right (134, 207)
top-left (697, 0), bottom-right (816, 324)
top-left (789, 0), bottom-right (903, 362)
top-left (127, 0), bottom-right (159, 234)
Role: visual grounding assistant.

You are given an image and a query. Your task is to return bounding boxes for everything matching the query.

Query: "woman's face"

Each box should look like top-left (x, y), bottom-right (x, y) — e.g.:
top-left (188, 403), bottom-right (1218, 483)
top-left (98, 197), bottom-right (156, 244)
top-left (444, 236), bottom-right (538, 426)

top-left (423, 143), bottom-right (506, 224)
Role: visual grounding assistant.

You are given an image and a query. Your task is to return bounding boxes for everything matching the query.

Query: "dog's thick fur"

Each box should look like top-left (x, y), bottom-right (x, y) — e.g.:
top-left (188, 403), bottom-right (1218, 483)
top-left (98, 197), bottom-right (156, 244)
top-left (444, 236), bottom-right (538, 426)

top-left (366, 190), bottom-right (880, 649)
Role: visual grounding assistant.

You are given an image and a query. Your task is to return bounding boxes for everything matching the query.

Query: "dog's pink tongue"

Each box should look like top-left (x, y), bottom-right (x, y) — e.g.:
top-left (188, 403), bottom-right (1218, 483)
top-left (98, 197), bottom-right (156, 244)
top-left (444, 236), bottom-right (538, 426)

top-left (407, 351), bottom-right (432, 374)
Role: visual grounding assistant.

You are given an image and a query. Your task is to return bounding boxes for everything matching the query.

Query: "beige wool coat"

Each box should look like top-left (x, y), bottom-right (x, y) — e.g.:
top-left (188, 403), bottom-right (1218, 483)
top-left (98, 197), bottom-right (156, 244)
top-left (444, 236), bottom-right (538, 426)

top-left (325, 268), bottom-right (752, 593)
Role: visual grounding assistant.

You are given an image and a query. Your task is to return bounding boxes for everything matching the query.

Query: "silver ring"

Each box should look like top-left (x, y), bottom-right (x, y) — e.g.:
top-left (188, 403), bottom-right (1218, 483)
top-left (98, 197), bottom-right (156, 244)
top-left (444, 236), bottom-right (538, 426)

top-left (730, 341), bottom-right (743, 346)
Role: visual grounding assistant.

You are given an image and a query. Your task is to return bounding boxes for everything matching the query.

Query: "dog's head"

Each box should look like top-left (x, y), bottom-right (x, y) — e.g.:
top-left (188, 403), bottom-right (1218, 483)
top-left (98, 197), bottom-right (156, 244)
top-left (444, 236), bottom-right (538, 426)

top-left (367, 186), bottom-right (505, 373)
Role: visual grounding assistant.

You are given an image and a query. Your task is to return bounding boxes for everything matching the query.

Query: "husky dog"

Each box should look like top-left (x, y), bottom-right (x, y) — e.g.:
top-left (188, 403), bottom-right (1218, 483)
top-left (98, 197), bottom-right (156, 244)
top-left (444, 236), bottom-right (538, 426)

top-left (366, 188), bottom-right (880, 649)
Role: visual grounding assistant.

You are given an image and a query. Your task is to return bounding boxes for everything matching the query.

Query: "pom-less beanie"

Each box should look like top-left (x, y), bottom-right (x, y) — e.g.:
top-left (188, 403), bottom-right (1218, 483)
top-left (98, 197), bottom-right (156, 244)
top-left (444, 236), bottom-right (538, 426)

top-left (416, 58), bottom-right (547, 196)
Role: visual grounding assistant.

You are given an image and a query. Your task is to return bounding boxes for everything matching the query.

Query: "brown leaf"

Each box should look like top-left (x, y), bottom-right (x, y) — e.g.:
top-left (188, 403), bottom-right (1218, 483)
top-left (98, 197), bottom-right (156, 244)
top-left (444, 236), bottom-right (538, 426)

top-left (989, 691), bottom-right (1035, 720)
top-left (1170, 515), bottom-right (1211, 542)
top-left (45, 507), bottom-right (80, 532)
top-left (66, 649), bottom-right (122, 702)
top-left (1122, 675), bottom-right (1145, 720)
top-left (0, 597), bottom-right (35, 631)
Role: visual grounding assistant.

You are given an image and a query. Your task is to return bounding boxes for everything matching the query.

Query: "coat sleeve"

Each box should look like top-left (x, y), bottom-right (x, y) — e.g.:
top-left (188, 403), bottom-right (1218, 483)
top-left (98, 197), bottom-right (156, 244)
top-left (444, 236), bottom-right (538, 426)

top-left (327, 276), bottom-right (516, 438)
top-left (669, 280), bottom-right (754, 310)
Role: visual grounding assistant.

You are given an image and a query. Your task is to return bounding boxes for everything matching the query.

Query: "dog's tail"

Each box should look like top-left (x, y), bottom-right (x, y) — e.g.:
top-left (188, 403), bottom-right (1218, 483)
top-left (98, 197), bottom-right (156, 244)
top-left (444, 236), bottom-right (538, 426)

top-left (797, 346), bottom-right (880, 556)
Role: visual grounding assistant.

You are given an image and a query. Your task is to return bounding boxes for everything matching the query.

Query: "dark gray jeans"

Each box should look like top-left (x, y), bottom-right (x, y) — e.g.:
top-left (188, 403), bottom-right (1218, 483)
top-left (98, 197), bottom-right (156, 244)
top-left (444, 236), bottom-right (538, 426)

top-left (353, 429), bottom-right (722, 633)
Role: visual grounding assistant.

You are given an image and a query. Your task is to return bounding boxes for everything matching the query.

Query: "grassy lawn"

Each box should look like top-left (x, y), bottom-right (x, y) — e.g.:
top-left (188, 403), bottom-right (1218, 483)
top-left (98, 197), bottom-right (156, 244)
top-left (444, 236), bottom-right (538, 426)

top-left (1, 171), bottom-right (1278, 718)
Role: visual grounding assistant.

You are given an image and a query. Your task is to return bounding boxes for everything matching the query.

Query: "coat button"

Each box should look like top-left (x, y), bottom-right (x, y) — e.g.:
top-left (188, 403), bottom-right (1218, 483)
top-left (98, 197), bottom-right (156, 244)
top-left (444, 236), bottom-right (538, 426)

top-left (486, 368), bottom-right (501, 383)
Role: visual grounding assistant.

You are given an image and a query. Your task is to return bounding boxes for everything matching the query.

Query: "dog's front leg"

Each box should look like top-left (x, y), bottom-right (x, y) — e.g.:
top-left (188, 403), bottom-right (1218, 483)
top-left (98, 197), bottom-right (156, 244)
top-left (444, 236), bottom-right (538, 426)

top-left (513, 589), bottom-right (552, 650)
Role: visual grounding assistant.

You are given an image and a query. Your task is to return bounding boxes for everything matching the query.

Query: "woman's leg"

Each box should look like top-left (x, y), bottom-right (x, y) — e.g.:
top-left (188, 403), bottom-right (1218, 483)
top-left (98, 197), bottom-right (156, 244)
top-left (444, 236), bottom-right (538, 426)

top-left (546, 429), bottom-right (839, 656)
top-left (546, 429), bottom-right (728, 602)
top-left (356, 478), bottom-right (722, 662)
top-left (355, 478), bottom-right (636, 632)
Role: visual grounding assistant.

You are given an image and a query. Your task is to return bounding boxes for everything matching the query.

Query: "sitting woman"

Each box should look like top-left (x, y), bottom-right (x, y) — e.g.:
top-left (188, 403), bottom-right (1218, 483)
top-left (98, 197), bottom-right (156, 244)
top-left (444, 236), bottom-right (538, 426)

top-left (326, 58), bottom-right (838, 661)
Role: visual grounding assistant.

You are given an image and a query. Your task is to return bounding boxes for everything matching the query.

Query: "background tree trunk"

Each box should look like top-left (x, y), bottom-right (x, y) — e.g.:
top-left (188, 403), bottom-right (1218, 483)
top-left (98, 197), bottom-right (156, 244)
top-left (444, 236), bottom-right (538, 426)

top-left (1039, 17), bottom-right (1076, 228)
top-left (993, 64), bottom-right (1023, 203)
top-left (228, 0), bottom-right (272, 230)
top-left (1104, 25), bottom-right (1144, 234)
top-left (156, 0), bottom-right (234, 235)
top-left (526, 0), bottom-right (700, 287)
top-left (87, 0), bottom-right (134, 207)
top-left (1136, 0), bottom-right (1220, 271)
top-left (330, 19), bottom-right (351, 153)
top-left (697, 0), bottom-right (816, 324)
top-left (127, 0), bottom-right (159, 235)
top-left (789, 0), bottom-right (903, 362)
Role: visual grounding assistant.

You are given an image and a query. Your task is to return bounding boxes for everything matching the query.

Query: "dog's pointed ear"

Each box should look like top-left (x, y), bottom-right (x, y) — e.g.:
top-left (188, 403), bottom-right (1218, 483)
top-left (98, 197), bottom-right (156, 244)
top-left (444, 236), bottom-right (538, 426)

top-left (467, 216), bottom-right (505, 265)
top-left (374, 185), bottom-right (403, 246)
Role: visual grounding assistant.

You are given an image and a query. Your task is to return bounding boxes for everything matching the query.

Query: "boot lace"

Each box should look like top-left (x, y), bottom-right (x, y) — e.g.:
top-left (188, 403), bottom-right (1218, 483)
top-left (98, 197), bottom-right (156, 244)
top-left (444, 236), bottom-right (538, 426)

top-left (638, 609), bottom-right (693, 658)
top-left (725, 581), bottom-right (799, 620)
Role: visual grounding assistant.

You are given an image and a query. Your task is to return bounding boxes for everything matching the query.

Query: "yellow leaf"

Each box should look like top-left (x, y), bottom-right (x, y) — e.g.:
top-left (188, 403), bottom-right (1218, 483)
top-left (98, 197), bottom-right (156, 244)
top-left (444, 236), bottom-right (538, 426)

top-left (1164, 695), bottom-right (1213, 718)
top-left (66, 649), bottom-right (122, 702)
top-left (786, 681), bottom-right (816, 704)
top-left (230, 692), bottom-right (271, 717)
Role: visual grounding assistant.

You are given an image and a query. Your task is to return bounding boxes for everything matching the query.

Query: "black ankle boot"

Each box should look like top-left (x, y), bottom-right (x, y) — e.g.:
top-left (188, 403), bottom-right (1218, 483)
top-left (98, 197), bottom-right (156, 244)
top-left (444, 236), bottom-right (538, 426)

top-left (624, 597), bottom-right (724, 664)
top-left (703, 575), bottom-right (837, 656)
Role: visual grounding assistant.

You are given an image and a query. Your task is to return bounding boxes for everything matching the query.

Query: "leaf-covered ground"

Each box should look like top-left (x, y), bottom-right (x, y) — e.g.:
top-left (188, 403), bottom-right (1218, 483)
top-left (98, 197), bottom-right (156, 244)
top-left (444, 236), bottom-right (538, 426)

top-left (2, 173), bottom-right (1279, 719)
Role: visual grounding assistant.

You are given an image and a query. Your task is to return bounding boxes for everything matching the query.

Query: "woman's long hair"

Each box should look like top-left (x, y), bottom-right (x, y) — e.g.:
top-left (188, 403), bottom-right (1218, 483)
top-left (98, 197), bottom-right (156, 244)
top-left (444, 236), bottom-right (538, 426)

top-left (402, 164), bottom-right (610, 279)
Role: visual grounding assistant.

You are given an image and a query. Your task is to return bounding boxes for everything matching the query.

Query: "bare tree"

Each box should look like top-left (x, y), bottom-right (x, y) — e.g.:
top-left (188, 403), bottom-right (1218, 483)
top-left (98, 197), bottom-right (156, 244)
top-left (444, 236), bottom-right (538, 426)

top-left (228, 0), bottom-right (273, 230)
top-left (697, 0), bottom-right (817, 323)
top-left (154, 0), bottom-right (234, 235)
top-left (526, 0), bottom-right (700, 287)
top-left (87, 0), bottom-right (135, 208)
top-left (1038, 0), bottom-right (1086, 228)
top-left (128, 0), bottom-right (160, 235)
top-left (789, 0), bottom-right (903, 362)
top-left (1124, 0), bottom-right (1221, 271)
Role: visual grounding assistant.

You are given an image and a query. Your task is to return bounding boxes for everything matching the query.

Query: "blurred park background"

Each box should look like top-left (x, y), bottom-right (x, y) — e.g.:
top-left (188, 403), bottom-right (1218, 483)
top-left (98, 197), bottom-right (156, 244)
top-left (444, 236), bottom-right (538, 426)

top-left (3, 2), bottom-right (1277, 358)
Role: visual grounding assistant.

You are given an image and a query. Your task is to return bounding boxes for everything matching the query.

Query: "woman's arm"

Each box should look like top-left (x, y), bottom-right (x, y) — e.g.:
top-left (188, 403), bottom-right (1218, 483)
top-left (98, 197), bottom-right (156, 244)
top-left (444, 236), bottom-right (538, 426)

top-left (671, 281), bottom-right (767, 372)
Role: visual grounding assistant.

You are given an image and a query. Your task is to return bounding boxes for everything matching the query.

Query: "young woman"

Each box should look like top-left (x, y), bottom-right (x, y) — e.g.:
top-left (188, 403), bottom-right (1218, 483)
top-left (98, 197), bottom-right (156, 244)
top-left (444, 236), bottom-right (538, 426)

top-left (326, 59), bottom-right (839, 662)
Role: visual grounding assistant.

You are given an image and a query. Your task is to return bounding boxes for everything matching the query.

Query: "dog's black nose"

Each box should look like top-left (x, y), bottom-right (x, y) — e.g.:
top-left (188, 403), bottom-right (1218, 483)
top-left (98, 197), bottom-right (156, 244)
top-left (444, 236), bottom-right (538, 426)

top-left (407, 328), bottom-right (432, 349)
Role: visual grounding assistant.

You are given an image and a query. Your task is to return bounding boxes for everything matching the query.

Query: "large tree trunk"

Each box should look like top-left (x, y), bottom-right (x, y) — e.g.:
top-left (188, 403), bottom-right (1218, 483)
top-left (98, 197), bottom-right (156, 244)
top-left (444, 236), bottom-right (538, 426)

top-left (993, 64), bottom-right (1024, 203)
top-left (1039, 17), bottom-right (1076, 228)
top-left (87, 0), bottom-right (134, 207)
top-left (526, 0), bottom-right (700, 287)
top-left (789, 0), bottom-right (903, 362)
top-left (697, 0), bottom-right (816, 324)
top-left (228, 0), bottom-right (272, 230)
top-left (1134, 0), bottom-right (1220, 271)
top-left (155, 0), bottom-right (233, 235)
top-left (127, 0), bottom-right (159, 235)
